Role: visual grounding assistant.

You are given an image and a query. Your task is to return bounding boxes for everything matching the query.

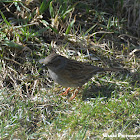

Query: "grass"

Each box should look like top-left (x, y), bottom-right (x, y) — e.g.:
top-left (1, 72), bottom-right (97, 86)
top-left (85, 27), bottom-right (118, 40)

top-left (0, 0), bottom-right (140, 139)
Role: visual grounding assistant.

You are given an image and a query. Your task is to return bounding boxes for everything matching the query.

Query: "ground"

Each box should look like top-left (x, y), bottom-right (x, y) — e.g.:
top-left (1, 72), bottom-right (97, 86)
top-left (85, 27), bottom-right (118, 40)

top-left (0, 0), bottom-right (140, 139)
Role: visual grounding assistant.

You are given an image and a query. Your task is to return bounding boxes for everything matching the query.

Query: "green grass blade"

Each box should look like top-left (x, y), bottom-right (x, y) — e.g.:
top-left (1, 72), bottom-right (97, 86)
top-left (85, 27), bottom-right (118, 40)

top-left (65, 17), bottom-right (75, 35)
top-left (0, 10), bottom-right (11, 26)
top-left (49, 1), bottom-right (54, 18)
top-left (39, 0), bottom-right (52, 14)
top-left (83, 24), bottom-right (97, 36)
top-left (3, 40), bottom-right (24, 50)
top-left (41, 20), bottom-right (58, 33)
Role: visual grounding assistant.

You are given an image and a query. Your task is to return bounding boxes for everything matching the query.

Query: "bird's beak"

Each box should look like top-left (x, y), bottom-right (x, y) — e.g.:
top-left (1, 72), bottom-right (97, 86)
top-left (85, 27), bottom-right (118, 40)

top-left (39, 59), bottom-right (45, 64)
top-left (39, 59), bottom-right (47, 68)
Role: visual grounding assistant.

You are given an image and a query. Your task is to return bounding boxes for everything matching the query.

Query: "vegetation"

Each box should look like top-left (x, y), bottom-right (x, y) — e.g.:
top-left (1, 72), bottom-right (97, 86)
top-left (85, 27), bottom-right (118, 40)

top-left (0, 0), bottom-right (139, 139)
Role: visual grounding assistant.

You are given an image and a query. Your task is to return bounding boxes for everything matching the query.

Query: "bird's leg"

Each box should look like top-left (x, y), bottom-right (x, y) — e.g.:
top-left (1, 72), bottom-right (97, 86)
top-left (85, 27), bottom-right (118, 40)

top-left (59, 88), bottom-right (70, 95)
top-left (69, 87), bottom-right (80, 100)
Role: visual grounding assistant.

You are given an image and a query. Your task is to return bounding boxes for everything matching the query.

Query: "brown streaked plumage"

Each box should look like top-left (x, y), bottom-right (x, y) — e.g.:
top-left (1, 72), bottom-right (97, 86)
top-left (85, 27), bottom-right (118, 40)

top-left (39, 53), bottom-right (123, 88)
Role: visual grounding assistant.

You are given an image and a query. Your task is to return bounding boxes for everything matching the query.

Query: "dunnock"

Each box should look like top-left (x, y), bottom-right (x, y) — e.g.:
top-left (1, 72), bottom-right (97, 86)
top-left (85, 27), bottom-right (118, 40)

top-left (39, 53), bottom-right (122, 99)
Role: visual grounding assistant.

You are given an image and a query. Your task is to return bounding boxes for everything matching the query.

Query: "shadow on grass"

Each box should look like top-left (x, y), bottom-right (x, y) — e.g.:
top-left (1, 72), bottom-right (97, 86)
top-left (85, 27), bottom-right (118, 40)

top-left (81, 70), bottom-right (140, 101)
top-left (82, 83), bottom-right (117, 100)
top-left (130, 71), bottom-right (140, 87)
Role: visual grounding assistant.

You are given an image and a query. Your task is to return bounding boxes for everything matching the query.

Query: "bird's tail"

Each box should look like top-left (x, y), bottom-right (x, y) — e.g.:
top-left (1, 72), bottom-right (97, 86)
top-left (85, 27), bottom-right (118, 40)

top-left (92, 66), bottom-right (125, 74)
top-left (103, 67), bottom-right (124, 72)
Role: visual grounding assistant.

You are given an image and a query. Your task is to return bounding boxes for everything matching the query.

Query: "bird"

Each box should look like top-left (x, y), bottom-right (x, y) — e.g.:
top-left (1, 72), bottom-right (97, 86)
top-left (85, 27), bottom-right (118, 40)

top-left (39, 52), bottom-right (123, 100)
